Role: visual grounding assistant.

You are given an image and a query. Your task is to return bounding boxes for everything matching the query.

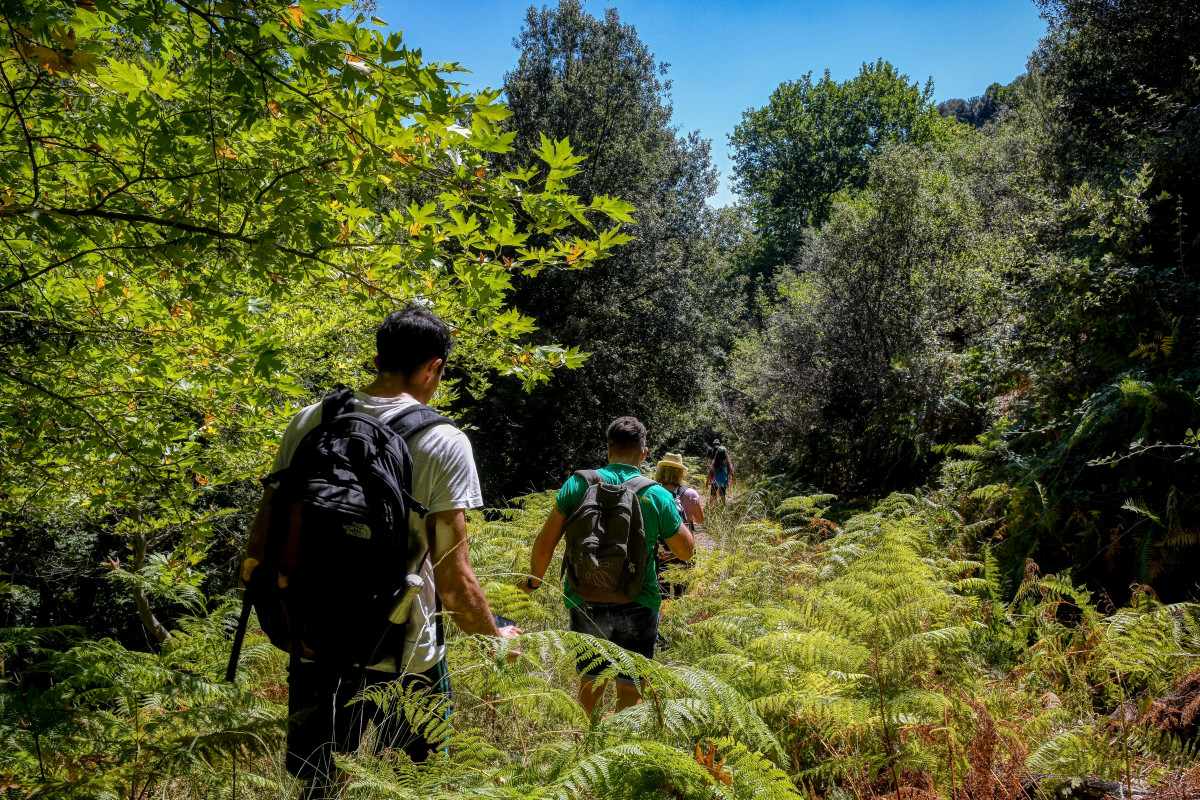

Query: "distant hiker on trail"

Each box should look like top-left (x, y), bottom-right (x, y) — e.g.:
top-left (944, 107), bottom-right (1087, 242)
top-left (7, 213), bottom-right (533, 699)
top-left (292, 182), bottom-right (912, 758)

top-left (654, 452), bottom-right (704, 599)
top-left (519, 417), bottom-right (695, 716)
top-left (237, 305), bottom-right (519, 798)
top-left (705, 439), bottom-right (721, 490)
top-left (710, 444), bottom-right (734, 505)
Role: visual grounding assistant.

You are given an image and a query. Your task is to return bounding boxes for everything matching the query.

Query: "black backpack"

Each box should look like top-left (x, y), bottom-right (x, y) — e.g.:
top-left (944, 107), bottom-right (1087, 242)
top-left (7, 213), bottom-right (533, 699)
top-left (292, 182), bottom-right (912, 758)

top-left (561, 470), bottom-right (657, 604)
top-left (226, 389), bottom-right (453, 680)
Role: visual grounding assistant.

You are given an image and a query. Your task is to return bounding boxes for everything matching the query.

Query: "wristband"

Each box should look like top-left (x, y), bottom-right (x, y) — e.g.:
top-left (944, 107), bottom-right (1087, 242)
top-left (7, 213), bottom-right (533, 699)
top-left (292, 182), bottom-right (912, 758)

top-left (526, 576), bottom-right (542, 590)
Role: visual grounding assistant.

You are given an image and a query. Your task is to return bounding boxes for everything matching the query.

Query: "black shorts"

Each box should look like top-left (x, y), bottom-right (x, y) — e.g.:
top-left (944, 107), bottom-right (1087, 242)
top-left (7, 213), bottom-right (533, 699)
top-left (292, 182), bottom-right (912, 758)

top-left (286, 658), bottom-right (451, 780)
top-left (568, 601), bottom-right (659, 687)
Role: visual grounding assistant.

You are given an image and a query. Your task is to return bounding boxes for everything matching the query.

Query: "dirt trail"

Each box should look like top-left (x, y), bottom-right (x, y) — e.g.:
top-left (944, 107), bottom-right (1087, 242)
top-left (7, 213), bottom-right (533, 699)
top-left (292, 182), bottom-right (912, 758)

top-left (692, 522), bottom-right (716, 552)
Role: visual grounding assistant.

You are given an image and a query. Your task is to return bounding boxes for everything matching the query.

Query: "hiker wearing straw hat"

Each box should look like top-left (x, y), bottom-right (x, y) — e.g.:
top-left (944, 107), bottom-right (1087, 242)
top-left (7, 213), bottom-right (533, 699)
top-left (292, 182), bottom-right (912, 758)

top-left (654, 453), bottom-right (704, 599)
top-left (654, 453), bottom-right (705, 531)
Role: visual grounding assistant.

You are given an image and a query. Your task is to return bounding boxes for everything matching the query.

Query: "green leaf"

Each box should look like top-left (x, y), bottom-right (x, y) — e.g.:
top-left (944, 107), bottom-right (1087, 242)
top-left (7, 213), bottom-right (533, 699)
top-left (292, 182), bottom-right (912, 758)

top-left (102, 57), bottom-right (149, 96)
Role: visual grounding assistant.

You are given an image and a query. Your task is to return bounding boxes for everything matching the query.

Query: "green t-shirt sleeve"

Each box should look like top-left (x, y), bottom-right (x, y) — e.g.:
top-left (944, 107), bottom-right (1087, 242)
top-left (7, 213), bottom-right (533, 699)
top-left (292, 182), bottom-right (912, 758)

top-left (653, 487), bottom-right (683, 540)
top-left (555, 473), bottom-right (586, 516)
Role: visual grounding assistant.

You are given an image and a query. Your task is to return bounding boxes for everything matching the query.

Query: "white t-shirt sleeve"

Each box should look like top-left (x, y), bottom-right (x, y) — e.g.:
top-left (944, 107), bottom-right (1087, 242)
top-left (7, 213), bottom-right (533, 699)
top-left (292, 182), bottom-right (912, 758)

top-left (270, 404), bottom-right (321, 477)
top-left (416, 427), bottom-right (484, 513)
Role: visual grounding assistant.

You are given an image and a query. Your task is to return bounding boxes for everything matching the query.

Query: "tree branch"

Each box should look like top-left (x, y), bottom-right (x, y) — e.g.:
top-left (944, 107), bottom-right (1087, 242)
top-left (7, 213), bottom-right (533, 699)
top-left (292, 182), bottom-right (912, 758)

top-left (1, 20), bottom-right (42, 207)
top-left (0, 369), bottom-right (154, 472)
top-left (0, 241), bottom-right (181, 295)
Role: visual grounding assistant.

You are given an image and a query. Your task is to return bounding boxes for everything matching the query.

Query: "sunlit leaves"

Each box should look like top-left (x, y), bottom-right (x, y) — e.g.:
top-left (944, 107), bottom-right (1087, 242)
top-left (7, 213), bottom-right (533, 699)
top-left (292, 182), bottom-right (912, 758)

top-left (0, 0), bottom-right (630, 596)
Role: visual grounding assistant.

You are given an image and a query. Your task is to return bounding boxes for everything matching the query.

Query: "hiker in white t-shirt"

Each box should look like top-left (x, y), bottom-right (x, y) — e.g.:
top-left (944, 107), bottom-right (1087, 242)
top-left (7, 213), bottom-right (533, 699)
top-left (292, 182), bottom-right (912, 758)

top-left (243, 304), bottom-right (519, 798)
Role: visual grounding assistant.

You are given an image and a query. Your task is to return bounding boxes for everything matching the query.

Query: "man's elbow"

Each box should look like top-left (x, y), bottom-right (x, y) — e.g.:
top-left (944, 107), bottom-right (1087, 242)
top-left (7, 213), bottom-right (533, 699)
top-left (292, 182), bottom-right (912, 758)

top-left (533, 535), bottom-right (560, 563)
top-left (671, 534), bottom-right (695, 562)
top-left (438, 584), bottom-right (468, 615)
top-left (433, 562), bottom-right (479, 613)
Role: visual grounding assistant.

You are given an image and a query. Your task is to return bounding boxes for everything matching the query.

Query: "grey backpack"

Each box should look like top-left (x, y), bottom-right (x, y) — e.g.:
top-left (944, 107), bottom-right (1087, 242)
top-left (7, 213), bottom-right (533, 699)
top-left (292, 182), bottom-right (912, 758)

top-left (561, 470), bottom-right (657, 604)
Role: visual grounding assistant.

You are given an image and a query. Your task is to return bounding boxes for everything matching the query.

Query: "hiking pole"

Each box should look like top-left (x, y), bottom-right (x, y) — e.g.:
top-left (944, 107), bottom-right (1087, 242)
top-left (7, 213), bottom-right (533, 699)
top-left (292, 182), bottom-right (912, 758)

top-left (226, 556), bottom-right (260, 681)
top-left (225, 586), bottom-right (254, 683)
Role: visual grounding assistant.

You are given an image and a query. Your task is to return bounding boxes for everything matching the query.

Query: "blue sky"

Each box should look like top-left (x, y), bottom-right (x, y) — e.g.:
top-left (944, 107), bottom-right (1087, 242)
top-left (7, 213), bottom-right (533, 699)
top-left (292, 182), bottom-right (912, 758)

top-left (376, 0), bottom-right (1048, 206)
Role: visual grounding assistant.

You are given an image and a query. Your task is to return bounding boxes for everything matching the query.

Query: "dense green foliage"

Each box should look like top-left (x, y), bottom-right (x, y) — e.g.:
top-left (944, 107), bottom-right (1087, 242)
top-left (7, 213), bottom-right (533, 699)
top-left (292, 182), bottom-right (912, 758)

top-left (729, 0), bottom-right (1200, 602)
top-left (999, 0), bottom-right (1200, 596)
top-left (0, 0), bottom-right (629, 636)
top-left (734, 130), bottom-right (1024, 491)
top-left (7, 479), bottom-right (1200, 798)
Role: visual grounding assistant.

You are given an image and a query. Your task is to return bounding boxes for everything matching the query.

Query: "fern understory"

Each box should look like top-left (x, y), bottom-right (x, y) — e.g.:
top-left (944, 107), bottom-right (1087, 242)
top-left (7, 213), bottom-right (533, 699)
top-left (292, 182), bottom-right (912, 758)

top-left (5, 470), bottom-right (1200, 799)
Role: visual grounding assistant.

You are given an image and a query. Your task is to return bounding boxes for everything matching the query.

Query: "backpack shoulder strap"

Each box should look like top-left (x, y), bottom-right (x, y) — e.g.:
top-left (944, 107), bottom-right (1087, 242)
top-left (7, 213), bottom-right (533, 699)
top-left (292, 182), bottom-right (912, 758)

top-left (386, 403), bottom-right (457, 441)
top-left (383, 403), bottom-right (456, 651)
top-left (673, 486), bottom-right (687, 499)
top-left (261, 390), bottom-right (355, 488)
top-left (624, 476), bottom-right (658, 494)
top-left (573, 469), bottom-right (604, 486)
top-left (321, 387), bottom-right (356, 421)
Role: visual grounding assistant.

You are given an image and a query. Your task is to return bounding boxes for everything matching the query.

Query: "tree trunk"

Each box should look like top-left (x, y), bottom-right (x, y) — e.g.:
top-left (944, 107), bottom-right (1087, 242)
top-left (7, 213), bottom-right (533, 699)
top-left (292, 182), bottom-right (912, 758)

top-left (132, 533), bottom-right (171, 643)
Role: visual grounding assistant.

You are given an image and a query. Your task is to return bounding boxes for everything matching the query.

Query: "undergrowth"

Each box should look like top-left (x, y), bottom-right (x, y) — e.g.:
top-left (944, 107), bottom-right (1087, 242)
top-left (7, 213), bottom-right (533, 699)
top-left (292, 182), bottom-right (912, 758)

top-left (4, 475), bottom-right (1200, 799)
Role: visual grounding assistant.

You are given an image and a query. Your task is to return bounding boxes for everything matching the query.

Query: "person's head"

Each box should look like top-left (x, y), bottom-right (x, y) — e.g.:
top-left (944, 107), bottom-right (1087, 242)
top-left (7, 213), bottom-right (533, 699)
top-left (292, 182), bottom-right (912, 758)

top-left (373, 304), bottom-right (453, 400)
top-left (712, 439), bottom-right (720, 447)
top-left (606, 416), bottom-right (647, 465)
top-left (654, 452), bottom-right (687, 486)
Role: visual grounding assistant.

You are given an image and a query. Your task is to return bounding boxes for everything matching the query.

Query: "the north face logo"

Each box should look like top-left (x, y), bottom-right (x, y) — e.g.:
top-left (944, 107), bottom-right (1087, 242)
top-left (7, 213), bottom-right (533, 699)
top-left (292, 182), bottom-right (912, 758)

top-left (344, 522), bottom-right (372, 540)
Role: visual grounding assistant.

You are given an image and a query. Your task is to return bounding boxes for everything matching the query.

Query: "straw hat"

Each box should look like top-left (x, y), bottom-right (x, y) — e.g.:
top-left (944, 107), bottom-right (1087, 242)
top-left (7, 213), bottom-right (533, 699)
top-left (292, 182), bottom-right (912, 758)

top-left (656, 452), bottom-right (688, 471)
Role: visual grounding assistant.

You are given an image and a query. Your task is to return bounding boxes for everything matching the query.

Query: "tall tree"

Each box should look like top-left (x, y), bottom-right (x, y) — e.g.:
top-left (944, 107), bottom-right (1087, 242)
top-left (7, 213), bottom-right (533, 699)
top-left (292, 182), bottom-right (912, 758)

top-left (730, 60), bottom-right (945, 287)
top-left (458, 0), bottom-right (738, 500)
top-left (1034, 0), bottom-right (1200, 189)
top-left (734, 130), bottom-right (1024, 491)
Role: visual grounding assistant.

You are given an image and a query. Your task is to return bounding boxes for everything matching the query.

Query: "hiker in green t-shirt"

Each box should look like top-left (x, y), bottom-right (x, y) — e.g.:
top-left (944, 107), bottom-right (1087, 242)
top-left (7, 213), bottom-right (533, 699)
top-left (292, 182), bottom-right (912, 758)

top-left (519, 416), bottom-right (695, 715)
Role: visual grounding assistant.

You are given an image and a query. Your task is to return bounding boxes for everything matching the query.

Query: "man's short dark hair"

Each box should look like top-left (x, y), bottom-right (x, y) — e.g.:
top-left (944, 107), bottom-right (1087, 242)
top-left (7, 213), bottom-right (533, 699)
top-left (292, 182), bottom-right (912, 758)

top-left (376, 304), bottom-right (453, 376)
top-left (607, 416), bottom-right (646, 451)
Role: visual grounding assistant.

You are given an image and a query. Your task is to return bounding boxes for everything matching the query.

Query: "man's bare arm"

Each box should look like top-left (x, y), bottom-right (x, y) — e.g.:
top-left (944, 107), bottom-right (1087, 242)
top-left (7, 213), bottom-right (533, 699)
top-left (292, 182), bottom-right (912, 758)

top-left (241, 486), bottom-right (273, 580)
top-left (665, 522), bottom-right (695, 561)
top-left (429, 509), bottom-right (505, 637)
top-left (522, 508), bottom-right (567, 591)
